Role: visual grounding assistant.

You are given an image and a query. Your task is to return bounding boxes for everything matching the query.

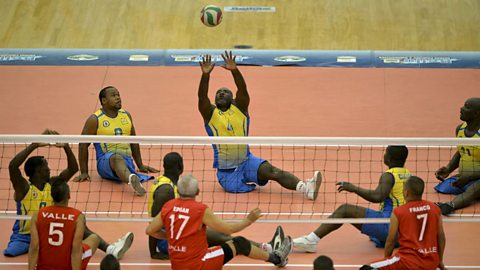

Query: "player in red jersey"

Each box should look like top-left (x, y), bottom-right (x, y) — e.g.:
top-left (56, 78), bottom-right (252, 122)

top-left (28, 180), bottom-right (100, 270)
top-left (146, 175), bottom-right (293, 270)
top-left (361, 176), bottom-right (446, 270)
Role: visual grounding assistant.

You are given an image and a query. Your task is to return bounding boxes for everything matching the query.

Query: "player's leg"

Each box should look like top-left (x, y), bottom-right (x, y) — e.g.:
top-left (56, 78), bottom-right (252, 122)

top-left (257, 161), bottom-right (321, 200)
top-left (108, 153), bottom-right (146, 196)
top-left (84, 225), bottom-right (134, 259)
top-left (202, 236), bottom-right (292, 269)
top-left (3, 231), bottom-right (30, 257)
top-left (206, 227), bottom-right (265, 249)
top-left (437, 180), bottom-right (480, 215)
top-left (293, 203), bottom-right (366, 252)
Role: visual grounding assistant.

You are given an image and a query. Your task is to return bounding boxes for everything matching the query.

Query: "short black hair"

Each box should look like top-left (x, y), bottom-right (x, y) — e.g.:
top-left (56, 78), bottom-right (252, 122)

top-left (99, 86), bottom-right (116, 105)
top-left (405, 175), bottom-right (425, 198)
top-left (24, 156), bottom-right (45, 178)
top-left (313, 255), bottom-right (334, 270)
top-left (163, 152), bottom-right (183, 172)
top-left (51, 180), bottom-right (70, 203)
top-left (100, 254), bottom-right (120, 270)
top-left (386, 145), bottom-right (409, 166)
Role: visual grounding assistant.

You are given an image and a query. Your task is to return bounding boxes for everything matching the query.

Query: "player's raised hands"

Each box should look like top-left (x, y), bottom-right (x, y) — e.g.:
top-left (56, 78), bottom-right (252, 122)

top-left (200, 54), bottom-right (215, 74)
top-left (221, 50), bottom-right (237, 71)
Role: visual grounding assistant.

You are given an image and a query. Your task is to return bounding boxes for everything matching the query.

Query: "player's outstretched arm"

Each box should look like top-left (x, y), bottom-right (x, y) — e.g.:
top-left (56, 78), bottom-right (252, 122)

top-left (28, 214), bottom-right (39, 270)
top-left (384, 213), bottom-right (399, 258)
top-left (222, 51), bottom-right (249, 113)
top-left (198, 54), bottom-right (215, 122)
top-left (437, 215), bottom-right (447, 270)
top-left (71, 214), bottom-right (86, 270)
top-left (76, 115), bottom-right (97, 182)
top-left (146, 214), bottom-right (167, 240)
top-left (128, 113), bottom-right (159, 173)
top-left (44, 130), bottom-right (78, 182)
top-left (203, 207), bottom-right (262, 235)
top-left (337, 172), bottom-right (394, 203)
top-left (436, 124), bottom-right (462, 181)
top-left (9, 143), bottom-right (38, 201)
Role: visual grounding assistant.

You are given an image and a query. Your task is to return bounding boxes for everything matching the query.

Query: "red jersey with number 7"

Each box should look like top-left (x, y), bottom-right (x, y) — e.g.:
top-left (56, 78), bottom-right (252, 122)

top-left (161, 198), bottom-right (209, 270)
top-left (394, 200), bottom-right (441, 269)
top-left (36, 205), bottom-right (82, 270)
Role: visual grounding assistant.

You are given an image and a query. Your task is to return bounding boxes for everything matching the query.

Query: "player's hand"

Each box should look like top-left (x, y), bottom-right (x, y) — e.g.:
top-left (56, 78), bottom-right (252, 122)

top-left (221, 50), bottom-right (237, 71)
top-left (138, 165), bottom-right (160, 173)
top-left (246, 207), bottom-right (262, 224)
top-left (336, 181), bottom-right (356, 193)
top-left (200, 54), bottom-right (215, 74)
top-left (452, 174), bottom-right (467, 188)
top-left (438, 262), bottom-right (447, 270)
top-left (74, 173), bottom-right (91, 182)
top-left (435, 166), bottom-right (451, 181)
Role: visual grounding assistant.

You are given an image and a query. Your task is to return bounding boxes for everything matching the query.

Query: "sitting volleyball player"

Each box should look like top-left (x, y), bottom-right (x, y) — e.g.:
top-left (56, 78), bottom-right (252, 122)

top-left (294, 146), bottom-right (410, 252)
top-left (146, 175), bottom-right (293, 269)
top-left (148, 152), bottom-right (286, 259)
top-left (4, 130), bottom-right (133, 259)
top-left (77, 86), bottom-right (159, 196)
top-left (197, 51), bottom-right (321, 199)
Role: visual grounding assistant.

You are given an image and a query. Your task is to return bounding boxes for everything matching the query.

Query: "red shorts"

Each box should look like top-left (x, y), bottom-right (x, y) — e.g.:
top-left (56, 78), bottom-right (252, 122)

top-left (172, 246), bottom-right (225, 270)
top-left (369, 254), bottom-right (436, 270)
top-left (81, 243), bottom-right (93, 270)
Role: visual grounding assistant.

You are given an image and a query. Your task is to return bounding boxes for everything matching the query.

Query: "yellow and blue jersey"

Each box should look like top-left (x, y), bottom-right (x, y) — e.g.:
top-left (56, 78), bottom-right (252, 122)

top-left (205, 105), bottom-right (250, 169)
top-left (15, 181), bottom-right (52, 234)
top-left (93, 109), bottom-right (132, 159)
top-left (457, 122), bottom-right (480, 174)
top-left (148, 175), bottom-right (179, 217)
top-left (380, 167), bottom-right (411, 213)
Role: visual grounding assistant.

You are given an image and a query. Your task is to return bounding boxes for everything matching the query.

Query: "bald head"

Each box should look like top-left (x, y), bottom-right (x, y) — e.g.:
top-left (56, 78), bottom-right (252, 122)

top-left (177, 175), bottom-right (199, 198)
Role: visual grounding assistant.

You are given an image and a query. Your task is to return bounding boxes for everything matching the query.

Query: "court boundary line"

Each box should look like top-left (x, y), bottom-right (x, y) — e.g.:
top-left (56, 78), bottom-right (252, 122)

top-left (0, 262), bottom-right (478, 269)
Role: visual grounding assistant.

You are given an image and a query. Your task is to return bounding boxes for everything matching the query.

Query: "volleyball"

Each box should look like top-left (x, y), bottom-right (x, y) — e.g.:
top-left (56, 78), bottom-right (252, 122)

top-left (200, 5), bottom-right (223, 27)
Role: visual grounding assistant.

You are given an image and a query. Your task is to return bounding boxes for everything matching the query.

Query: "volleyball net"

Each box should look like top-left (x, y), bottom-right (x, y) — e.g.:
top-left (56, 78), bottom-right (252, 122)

top-left (0, 135), bottom-right (479, 223)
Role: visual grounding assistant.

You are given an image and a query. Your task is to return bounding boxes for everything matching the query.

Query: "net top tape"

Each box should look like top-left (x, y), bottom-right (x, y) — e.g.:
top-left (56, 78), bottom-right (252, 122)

top-left (1, 135), bottom-right (480, 146)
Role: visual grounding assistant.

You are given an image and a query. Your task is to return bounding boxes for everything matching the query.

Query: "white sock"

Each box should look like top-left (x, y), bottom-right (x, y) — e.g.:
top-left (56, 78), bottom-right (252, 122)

top-left (262, 243), bottom-right (273, 253)
top-left (306, 232), bottom-right (320, 243)
top-left (106, 244), bottom-right (115, 254)
top-left (296, 181), bottom-right (306, 193)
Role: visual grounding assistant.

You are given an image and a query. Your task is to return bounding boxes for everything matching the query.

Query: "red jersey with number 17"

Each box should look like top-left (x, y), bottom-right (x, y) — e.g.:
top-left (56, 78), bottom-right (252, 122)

top-left (36, 205), bottom-right (82, 270)
top-left (394, 200), bottom-right (441, 269)
top-left (161, 198), bottom-right (209, 270)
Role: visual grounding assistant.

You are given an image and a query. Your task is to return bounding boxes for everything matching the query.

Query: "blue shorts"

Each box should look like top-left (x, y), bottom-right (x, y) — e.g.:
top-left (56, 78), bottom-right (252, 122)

top-left (361, 208), bottom-right (395, 248)
top-left (216, 154), bottom-right (267, 193)
top-left (3, 232), bottom-right (30, 257)
top-left (434, 176), bottom-right (480, 195)
top-left (156, 239), bottom-right (168, 254)
top-left (96, 152), bottom-right (153, 183)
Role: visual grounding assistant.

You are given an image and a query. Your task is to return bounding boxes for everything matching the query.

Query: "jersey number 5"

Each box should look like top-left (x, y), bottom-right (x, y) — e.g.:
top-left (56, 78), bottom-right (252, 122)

top-left (416, 213), bottom-right (428, 241)
top-left (48, 222), bottom-right (64, 246)
top-left (169, 214), bottom-right (190, 240)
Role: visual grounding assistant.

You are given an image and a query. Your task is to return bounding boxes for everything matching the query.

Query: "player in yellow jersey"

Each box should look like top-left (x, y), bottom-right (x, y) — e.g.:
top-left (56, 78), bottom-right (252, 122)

top-left (435, 97), bottom-right (480, 215)
top-left (293, 146), bottom-right (410, 252)
top-left (77, 86), bottom-right (159, 196)
top-left (4, 130), bottom-right (134, 259)
top-left (3, 129), bottom-right (78, 257)
top-left (198, 51), bottom-right (321, 200)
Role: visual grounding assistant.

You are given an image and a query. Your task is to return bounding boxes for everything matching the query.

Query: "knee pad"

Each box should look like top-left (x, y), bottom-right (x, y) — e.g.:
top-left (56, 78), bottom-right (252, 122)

top-left (232, 236), bottom-right (251, 256)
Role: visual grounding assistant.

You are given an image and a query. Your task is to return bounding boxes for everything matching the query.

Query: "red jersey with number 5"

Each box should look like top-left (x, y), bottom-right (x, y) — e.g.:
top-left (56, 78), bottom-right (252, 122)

top-left (36, 205), bottom-right (82, 270)
top-left (394, 200), bottom-right (441, 269)
top-left (161, 198), bottom-right (209, 270)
